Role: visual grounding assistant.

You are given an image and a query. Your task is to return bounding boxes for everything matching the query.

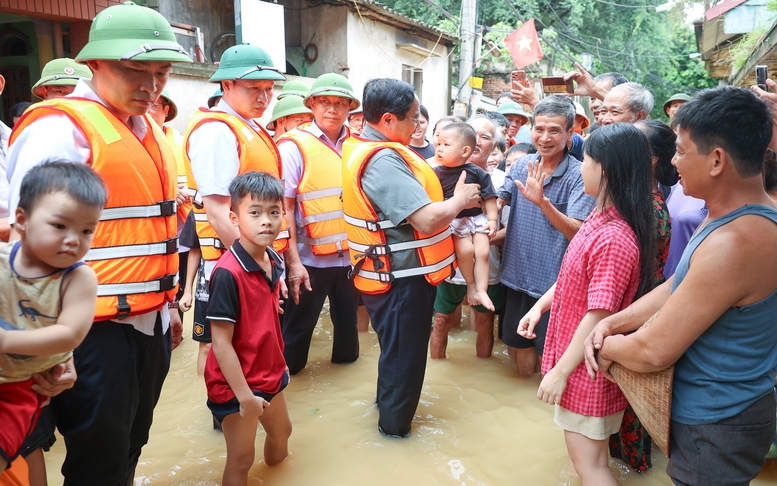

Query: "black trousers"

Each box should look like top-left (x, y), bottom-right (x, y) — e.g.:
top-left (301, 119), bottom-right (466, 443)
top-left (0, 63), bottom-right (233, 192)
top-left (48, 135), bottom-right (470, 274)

top-left (282, 265), bottom-right (359, 375)
top-left (363, 276), bottom-right (436, 437)
top-left (52, 315), bottom-right (171, 486)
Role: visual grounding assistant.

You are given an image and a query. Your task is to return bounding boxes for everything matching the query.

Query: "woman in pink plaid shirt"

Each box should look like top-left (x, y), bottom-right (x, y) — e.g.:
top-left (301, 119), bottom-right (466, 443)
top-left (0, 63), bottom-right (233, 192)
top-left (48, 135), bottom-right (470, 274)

top-left (518, 123), bottom-right (656, 486)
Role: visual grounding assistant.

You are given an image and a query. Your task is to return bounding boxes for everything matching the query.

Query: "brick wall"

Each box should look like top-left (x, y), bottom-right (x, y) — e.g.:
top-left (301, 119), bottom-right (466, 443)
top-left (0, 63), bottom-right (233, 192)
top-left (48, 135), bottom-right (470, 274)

top-left (482, 73), bottom-right (510, 100)
top-left (0, 0), bottom-right (122, 21)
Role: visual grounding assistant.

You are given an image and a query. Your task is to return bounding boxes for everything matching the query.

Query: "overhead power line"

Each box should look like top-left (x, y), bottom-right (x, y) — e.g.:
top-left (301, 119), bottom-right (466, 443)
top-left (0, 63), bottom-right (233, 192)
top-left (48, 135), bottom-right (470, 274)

top-left (592, 0), bottom-right (663, 8)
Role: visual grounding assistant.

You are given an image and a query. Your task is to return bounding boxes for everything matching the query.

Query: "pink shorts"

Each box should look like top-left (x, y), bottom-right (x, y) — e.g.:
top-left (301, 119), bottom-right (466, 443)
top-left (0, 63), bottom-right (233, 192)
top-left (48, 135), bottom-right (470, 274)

top-left (0, 380), bottom-right (43, 462)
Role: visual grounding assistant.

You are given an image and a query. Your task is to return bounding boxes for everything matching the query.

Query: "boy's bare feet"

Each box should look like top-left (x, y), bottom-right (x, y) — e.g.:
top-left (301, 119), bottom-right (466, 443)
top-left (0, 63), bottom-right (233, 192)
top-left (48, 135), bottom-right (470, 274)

top-left (467, 290), bottom-right (494, 312)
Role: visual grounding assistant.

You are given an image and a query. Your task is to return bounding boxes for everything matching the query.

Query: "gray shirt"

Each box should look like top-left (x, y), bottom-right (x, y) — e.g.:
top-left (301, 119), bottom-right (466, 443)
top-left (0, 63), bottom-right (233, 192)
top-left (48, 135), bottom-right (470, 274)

top-left (497, 152), bottom-right (595, 298)
top-left (359, 125), bottom-right (431, 271)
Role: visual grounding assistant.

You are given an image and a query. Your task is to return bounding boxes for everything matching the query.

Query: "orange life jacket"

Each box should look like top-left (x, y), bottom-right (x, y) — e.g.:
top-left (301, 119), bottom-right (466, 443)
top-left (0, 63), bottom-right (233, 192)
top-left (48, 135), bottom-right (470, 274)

top-left (11, 98), bottom-right (179, 321)
top-left (182, 108), bottom-right (289, 260)
top-left (163, 125), bottom-right (192, 224)
top-left (278, 122), bottom-right (349, 256)
top-left (341, 137), bottom-right (456, 294)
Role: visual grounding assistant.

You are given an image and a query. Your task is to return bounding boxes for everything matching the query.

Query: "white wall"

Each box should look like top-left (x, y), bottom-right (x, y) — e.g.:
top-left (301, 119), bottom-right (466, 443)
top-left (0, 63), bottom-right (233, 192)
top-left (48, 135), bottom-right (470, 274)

top-left (164, 72), bottom-right (314, 135)
top-left (345, 12), bottom-right (451, 131)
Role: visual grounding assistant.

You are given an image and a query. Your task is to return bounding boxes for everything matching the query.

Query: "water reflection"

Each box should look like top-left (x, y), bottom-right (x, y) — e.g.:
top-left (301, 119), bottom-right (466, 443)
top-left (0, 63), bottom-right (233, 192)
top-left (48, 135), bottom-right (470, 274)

top-left (44, 308), bottom-right (777, 485)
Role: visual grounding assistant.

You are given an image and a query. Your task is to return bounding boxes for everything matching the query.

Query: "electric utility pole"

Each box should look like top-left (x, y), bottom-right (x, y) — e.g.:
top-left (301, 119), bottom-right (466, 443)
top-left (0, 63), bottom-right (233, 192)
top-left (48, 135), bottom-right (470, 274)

top-left (457, 0), bottom-right (477, 113)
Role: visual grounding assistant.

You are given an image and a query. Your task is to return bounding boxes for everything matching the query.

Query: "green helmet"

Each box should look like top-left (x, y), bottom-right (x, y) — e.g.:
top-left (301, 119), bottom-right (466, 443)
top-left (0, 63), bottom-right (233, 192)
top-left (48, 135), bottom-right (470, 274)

top-left (303, 73), bottom-right (360, 110)
top-left (75, 2), bottom-right (192, 63)
top-left (209, 44), bottom-right (285, 83)
top-left (267, 96), bottom-right (312, 130)
top-left (158, 87), bottom-right (178, 122)
top-left (31, 58), bottom-right (92, 99)
top-left (207, 88), bottom-right (223, 108)
top-left (277, 80), bottom-right (310, 100)
top-left (663, 93), bottom-right (691, 115)
top-left (496, 101), bottom-right (529, 125)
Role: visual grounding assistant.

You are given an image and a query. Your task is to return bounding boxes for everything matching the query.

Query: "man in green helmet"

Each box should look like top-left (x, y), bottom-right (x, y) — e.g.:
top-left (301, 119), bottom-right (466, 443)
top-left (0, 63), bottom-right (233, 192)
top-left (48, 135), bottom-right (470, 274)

top-left (277, 72), bottom-right (361, 375)
top-left (267, 95), bottom-right (313, 141)
top-left (663, 92), bottom-right (691, 121)
top-left (182, 43), bottom-right (293, 378)
top-left (31, 57), bottom-right (92, 100)
top-left (6, 2), bottom-right (192, 484)
top-left (267, 79), bottom-right (312, 141)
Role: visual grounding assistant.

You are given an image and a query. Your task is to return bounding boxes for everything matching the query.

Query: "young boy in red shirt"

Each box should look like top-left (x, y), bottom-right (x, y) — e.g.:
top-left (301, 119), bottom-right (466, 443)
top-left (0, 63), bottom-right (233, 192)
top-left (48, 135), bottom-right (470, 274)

top-left (205, 171), bottom-right (292, 486)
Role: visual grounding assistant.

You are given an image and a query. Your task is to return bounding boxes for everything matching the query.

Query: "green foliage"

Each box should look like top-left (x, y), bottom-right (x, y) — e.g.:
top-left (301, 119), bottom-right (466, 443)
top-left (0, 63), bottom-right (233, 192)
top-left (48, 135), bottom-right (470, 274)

top-left (383, 0), bottom-right (716, 120)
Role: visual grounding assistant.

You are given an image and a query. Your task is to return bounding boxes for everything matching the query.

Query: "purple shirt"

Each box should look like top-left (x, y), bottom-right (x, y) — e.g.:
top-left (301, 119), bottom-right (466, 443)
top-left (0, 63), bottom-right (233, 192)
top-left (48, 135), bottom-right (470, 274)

top-left (663, 183), bottom-right (707, 279)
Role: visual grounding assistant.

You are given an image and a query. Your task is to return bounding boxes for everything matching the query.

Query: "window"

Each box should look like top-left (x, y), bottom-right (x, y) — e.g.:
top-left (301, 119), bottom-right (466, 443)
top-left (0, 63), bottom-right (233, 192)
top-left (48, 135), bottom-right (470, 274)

top-left (402, 65), bottom-right (423, 101)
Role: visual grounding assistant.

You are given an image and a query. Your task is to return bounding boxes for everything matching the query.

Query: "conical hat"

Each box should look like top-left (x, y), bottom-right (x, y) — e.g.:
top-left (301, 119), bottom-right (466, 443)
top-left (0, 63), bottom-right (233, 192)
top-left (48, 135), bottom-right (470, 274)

top-left (610, 311), bottom-right (674, 458)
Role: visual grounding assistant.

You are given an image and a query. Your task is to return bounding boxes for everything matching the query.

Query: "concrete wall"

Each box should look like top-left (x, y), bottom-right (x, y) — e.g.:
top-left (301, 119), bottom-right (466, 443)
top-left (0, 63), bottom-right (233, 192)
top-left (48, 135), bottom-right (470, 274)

top-left (159, 0), bottom-right (234, 63)
top-left (299, 4), bottom-right (347, 79)
top-left (345, 12), bottom-right (451, 127)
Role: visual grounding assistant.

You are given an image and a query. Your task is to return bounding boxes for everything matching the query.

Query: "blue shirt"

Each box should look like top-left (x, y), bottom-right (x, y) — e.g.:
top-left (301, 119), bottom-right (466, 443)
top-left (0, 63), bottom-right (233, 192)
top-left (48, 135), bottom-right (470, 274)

top-left (497, 152), bottom-right (595, 297)
top-left (670, 204), bottom-right (777, 425)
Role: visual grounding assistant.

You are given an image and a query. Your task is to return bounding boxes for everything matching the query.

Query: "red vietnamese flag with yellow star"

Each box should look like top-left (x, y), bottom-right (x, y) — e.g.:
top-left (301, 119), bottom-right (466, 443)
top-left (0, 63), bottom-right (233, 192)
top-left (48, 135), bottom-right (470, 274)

top-left (504, 19), bottom-right (543, 69)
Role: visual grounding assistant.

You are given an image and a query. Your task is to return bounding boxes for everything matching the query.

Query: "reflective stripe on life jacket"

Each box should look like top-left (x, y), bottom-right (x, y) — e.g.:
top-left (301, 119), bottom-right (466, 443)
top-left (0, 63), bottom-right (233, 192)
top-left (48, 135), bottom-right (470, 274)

top-left (10, 98), bottom-right (179, 321)
top-left (278, 122), bottom-right (349, 256)
top-left (183, 108), bottom-right (289, 260)
top-left (341, 137), bottom-right (456, 294)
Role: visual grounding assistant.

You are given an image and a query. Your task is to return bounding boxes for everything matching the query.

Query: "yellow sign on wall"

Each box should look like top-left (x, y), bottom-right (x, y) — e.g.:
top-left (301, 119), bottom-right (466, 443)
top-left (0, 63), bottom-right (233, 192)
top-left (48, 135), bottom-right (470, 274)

top-left (469, 77), bottom-right (484, 89)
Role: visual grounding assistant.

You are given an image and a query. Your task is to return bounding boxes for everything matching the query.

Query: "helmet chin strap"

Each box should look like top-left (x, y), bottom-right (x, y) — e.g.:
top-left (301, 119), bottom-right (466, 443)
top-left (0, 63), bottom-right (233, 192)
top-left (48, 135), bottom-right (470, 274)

top-left (120, 44), bottom-right (188, 60)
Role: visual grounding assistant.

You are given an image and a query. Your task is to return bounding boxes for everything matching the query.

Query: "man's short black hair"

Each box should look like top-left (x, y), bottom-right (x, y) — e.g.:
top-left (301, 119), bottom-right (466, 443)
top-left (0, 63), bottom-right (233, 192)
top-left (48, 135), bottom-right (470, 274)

top-left (671, 87), bottom-right (773, 178)
top-left (9, 102), bottom-right (31, 124)
top-left (362, 78), bottom-right (416, 124)
top-left (18, 162), bottom-right (107, 214)
top-left (229, 171), bottom-right (284, 211)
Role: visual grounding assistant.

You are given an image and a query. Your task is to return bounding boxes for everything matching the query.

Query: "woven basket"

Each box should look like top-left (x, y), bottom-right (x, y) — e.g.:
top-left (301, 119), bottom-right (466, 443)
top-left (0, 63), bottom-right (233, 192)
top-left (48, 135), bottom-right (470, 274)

top-left (610, 311), bottom-right (674, 458)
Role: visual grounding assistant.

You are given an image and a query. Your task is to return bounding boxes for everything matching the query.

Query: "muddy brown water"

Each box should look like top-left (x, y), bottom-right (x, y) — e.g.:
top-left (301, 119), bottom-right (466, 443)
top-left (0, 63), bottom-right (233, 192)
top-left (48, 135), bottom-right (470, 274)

top-left (44, 306), bottom-right (777, 485)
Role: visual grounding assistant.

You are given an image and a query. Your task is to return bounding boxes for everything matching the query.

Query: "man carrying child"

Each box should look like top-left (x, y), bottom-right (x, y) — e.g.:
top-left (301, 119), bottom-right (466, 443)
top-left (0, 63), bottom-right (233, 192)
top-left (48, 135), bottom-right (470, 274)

top-left (0, 163), bottom-right (105, 476)
top-left (5, 3), bottom-right (191, 483)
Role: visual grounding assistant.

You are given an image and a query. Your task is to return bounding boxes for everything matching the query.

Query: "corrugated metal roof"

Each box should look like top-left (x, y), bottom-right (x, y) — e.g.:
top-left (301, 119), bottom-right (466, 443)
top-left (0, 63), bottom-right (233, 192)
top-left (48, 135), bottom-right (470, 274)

top-left (333, 0), bottom-right (459, 42)
top-left (705, 0), bottom-right (747, 21)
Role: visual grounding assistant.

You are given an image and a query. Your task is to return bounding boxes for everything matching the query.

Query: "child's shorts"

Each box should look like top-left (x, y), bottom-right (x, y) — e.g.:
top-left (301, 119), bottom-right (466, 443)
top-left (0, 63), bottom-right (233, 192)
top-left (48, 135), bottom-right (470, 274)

top-left (0, 379), bottom-right (43, 463)
top-left (207, 371), bottom-right (290, 421)
top-left (554, 404), bottom-right (624, 441)
top-left (450, 213), bottom-right (489, 238)
top-left (192, 298), bottom-right (211, 343)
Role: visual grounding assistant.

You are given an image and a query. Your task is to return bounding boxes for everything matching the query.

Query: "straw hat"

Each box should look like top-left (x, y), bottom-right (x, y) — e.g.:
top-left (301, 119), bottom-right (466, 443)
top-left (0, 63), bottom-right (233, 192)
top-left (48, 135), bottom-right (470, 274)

top-left (610, 311), bottom-right (674, 458)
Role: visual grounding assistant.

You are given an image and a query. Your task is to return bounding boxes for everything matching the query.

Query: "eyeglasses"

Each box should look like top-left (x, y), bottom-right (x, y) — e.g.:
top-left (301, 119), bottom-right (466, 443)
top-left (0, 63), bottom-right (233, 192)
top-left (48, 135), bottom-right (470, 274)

top-left (395, 114), bottom-right (420, 126)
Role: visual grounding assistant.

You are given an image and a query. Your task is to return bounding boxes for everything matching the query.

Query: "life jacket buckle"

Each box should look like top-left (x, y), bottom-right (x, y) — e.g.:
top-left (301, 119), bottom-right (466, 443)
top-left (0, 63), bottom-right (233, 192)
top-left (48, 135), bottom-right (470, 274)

top-left (157, 274), bottom-right (177, 292)
top-left (159, 200), bottom-right (176, 217)
top-left (165, 238), bottom-right (179, 255)
top-left (116, 295), bottom-right (131, 321)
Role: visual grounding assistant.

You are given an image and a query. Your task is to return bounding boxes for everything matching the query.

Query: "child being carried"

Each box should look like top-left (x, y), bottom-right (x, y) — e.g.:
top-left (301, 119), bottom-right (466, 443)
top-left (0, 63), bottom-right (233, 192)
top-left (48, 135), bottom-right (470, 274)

top-left (433, 122), bottom-right (498, 311)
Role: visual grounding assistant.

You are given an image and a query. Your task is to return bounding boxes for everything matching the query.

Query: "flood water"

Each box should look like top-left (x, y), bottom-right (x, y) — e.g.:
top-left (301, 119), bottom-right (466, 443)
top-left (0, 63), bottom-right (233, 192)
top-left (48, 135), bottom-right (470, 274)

top-left (44, 305), bottom-right (777, 485)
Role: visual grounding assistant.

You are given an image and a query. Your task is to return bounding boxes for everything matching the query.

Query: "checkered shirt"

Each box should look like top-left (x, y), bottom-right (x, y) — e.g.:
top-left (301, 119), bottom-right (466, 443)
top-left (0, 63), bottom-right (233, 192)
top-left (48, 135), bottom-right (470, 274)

top-left (541, 206), bottom-right (640, 417)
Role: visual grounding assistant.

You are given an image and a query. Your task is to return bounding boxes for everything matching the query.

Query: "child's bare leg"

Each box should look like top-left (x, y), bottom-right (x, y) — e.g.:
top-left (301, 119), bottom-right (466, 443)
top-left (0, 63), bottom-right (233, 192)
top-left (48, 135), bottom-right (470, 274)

top-left (453, 235), bottom-right (478, 304)
top-left (221, 412), bottom-right (259, 486)
top-left (25, 447), bottom-right (48, 486)
top-left (357, 305), bottom-right (370, 332)
top-left (471, 232), bottom-right (494, 311)
top-left (258, 391), bottom-right (292, 466)
top-left (197, 342), bottom-right (211, 376)
top-left (564, 430), bottom-right (617, 486)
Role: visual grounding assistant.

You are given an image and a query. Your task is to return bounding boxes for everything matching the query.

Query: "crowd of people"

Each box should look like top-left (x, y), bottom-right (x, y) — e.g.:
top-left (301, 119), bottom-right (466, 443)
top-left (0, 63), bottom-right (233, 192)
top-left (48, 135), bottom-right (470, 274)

top-left (1, 2), bottom-right (777, 486)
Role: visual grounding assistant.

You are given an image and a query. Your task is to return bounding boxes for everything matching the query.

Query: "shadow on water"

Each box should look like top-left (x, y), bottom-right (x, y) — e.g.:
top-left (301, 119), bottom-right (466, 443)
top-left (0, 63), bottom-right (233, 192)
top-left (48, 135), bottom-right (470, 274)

top-left (45, 305), bottom-right (777, 485)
